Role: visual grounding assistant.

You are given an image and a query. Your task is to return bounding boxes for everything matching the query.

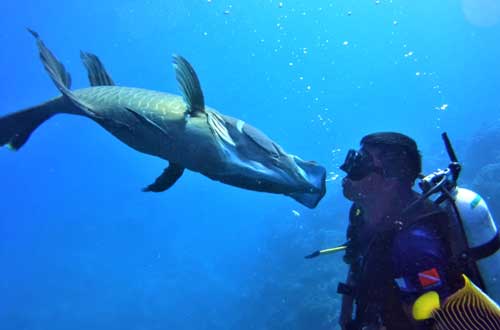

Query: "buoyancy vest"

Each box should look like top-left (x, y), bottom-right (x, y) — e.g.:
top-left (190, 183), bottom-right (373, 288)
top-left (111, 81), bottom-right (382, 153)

top-left (340, 199), bottom-right (466, 330)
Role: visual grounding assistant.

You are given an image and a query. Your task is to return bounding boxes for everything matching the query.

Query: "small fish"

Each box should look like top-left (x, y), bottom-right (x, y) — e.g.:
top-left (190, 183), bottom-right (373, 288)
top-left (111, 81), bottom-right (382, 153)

top-left (412, 274), bottom-right (500, 329)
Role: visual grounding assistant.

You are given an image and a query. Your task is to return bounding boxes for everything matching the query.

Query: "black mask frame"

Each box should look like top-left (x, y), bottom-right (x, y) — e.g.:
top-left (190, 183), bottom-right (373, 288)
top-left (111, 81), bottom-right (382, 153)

top-left (340, 149), bottom-right (384, 181)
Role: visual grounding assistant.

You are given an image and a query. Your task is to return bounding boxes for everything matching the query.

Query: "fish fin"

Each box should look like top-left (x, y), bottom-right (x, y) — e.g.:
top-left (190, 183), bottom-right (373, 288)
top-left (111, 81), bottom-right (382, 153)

top-left (80, 51), bottom-right (115, 86)
top-left (28, 29), bottom-right (97, 118)
top-left (207, 111), bottom-right (235, 147)
top-left (143, 163), bottom-right (185, 192)
top-left (172, 55), bottom-right (205, 116)
top-left (432, 275), bottom-right (500, 329)
top-left (0, 101), bottom-right (58, 150)
top-left (124, 107), bottom-right (170, 138)
top-left (27, 28), bottom-right (72, 89)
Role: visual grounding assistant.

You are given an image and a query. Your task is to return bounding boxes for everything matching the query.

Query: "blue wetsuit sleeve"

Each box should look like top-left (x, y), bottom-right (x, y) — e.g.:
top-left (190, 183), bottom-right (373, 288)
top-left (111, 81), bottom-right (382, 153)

top-left (391, 223), bottom-right (453, 303)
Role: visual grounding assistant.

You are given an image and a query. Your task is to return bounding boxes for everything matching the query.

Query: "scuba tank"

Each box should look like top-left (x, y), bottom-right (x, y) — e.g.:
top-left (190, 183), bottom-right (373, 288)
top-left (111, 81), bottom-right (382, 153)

top-left (448, 187), bottom-right (500, 301)
top-left (418, 133), bottom-right (500, 302)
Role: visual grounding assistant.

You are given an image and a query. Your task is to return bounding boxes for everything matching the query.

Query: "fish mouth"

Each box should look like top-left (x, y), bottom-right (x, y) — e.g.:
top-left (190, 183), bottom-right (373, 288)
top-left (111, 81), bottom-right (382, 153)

top-left (287, 156), bottom-right (327, 208)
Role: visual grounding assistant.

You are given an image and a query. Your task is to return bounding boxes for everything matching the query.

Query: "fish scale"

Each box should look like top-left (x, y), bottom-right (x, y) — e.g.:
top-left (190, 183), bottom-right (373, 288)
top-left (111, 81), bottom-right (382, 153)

top-left (73, 86), bottom-right (187, 120)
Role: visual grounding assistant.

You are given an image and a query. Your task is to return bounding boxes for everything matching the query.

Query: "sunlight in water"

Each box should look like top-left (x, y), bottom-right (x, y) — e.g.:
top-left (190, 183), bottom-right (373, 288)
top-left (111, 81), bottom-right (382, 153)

top-left (462, 0), bottom-right (500, 27)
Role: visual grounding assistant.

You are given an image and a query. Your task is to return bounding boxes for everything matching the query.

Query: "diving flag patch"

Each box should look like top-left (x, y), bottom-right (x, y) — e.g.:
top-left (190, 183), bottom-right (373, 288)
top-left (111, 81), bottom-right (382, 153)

top-left (418, 268), bottom-right (441, 288)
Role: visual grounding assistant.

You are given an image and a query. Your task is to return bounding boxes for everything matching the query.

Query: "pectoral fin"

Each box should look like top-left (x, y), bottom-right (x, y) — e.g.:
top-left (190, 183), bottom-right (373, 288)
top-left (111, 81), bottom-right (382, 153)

top-left (143, 163), bottom-right (185, 192)
top-left (207, 111), bottom-right (235, 147)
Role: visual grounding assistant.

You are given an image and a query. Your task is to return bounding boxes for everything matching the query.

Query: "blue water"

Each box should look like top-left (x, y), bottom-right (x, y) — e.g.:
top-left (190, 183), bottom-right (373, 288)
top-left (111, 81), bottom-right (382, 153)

top-left (1, 1), bottom-right (500, 329)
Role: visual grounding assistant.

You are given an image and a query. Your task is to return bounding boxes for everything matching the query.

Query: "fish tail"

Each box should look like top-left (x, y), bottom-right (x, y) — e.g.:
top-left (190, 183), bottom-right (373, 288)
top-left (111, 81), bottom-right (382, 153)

top-left (1, 29), bottom-right (84, 151)
top-left (0, 100), bottom-right (61, 150)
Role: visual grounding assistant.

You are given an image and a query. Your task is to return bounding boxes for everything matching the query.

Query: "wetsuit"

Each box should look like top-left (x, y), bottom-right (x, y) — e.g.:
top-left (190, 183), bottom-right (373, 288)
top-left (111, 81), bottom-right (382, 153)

top-left (340, 200), bottom-right (463, 330)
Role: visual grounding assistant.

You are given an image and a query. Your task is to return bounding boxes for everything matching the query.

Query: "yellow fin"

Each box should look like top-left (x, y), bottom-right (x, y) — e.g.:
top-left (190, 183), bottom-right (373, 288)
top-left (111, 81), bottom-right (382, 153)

top-left (412, 290), bottom-right (440, 321)
top-left (432, 274), bottom-right (500, 329)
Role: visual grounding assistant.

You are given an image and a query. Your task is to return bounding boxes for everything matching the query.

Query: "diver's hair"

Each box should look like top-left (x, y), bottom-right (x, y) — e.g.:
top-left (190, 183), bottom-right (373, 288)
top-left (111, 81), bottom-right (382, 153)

top-left (361, 132), bottom-right (422, 185)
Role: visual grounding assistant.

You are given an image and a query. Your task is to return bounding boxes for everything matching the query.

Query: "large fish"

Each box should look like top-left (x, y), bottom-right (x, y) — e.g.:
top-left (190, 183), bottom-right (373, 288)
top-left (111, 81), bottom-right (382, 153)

top-left (0, 30), bottom-right (326, 208)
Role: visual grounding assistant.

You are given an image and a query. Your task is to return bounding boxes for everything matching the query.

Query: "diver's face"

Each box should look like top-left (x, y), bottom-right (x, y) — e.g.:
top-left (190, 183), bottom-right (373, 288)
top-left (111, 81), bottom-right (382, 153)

top-left (341, 170), bottom-right (385, 203)
top-left (340, 147), bottom-right (386, 203)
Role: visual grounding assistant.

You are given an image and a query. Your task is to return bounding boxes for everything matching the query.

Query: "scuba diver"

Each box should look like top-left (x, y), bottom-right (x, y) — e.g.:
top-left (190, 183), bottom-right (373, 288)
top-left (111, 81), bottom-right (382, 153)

top-left (306, 132), bottom-right (500, 329)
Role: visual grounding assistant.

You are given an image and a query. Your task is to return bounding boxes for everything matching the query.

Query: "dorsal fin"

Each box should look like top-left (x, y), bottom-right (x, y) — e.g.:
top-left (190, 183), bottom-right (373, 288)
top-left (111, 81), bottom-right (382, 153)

top-left (27, 28), bottom-right (72, 89)
top-left (172, 55), bottom-right (205, 116)
top-left (28, 29), bottom-right (97, 119)
top-left (80, 51), bottom-right (115, 86)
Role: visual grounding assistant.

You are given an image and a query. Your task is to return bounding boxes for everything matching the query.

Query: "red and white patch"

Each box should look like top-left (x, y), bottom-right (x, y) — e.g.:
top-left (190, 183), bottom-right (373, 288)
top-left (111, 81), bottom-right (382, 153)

top-left (418, 268), bottom-right (441, 288)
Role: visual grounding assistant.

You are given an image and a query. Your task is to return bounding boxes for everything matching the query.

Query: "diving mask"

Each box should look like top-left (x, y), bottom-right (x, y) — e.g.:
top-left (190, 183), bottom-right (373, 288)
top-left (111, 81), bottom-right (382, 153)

top-left (340, 149), bottom-right (383, 181)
